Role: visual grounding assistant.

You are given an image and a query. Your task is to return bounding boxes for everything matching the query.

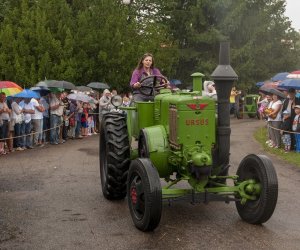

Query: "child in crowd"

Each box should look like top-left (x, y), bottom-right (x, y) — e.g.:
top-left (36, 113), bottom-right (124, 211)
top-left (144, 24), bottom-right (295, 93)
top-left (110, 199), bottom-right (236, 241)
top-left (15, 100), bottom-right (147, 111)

top-left (292, 105), bottom-right (300, 152)
top-left (258, 93), bottom-right (270, 120)
top-left (122, 96), bottom-right (131, 107)
top-left (281, 110), bottom-right (292, 153)
top-left (87, 115), bottom-right (95, 135)
top-left (81, 103), bottom-right (89, 136)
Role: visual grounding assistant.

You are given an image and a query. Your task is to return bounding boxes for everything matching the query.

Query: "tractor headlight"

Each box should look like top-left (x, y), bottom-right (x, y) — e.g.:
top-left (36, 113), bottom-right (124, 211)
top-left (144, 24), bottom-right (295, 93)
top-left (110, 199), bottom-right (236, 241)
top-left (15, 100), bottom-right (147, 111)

top-left (111, 95), bottom-right (123, 108)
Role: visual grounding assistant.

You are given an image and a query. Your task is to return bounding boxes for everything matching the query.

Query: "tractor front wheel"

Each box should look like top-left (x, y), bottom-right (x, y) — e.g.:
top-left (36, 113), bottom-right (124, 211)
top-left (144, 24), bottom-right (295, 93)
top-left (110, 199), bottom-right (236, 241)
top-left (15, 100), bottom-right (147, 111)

top-left (127, 158), bottom-right (162, 231)
top-left (100, 113), bottom-right (130, 200)
top-left (235, 154), bottom-right (278, 224)
top-left (247, 113), bottom-right (256, 118)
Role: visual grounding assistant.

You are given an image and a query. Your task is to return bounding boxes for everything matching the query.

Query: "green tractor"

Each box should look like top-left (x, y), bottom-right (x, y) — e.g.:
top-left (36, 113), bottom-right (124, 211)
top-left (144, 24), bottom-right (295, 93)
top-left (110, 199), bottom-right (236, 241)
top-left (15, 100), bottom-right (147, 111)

top-left (241, 94), bottom-right (260, 118)
top-left (99, 42), bottom-right (278, 231)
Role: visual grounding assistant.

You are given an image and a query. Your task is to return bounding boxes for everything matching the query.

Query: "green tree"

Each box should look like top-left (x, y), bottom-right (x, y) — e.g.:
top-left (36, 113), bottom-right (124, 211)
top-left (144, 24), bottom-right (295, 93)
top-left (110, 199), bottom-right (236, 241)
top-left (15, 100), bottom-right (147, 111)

top-left (162, 0), bottom-right (300, 90)
top-left (218, 0), bottom-right (300, 90)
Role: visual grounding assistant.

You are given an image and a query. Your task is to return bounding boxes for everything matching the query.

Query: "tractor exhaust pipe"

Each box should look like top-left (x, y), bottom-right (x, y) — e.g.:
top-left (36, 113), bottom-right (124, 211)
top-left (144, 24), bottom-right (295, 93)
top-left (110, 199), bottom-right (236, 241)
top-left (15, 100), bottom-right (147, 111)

top-left (211, 42), bottom-right (238, 167)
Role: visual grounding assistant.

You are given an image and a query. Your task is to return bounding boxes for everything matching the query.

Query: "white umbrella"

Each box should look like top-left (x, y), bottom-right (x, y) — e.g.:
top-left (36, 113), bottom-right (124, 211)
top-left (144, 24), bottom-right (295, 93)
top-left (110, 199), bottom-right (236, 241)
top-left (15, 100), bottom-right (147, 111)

top-left (287, 74), bottom-right (300, 79)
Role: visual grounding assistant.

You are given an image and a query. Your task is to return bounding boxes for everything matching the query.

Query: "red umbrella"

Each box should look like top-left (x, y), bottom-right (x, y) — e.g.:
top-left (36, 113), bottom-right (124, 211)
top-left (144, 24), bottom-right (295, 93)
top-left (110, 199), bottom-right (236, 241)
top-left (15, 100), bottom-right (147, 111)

top-left (287, 70), bottom-right (300, 79)
top-left (0, 81), bottom-right (23, 96)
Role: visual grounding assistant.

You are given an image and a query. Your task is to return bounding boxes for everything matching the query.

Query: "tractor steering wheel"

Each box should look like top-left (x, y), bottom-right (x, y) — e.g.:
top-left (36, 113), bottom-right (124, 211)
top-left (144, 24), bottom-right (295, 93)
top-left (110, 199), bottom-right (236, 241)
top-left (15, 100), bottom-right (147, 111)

top-left (137, 75), bottom-right (169, 96)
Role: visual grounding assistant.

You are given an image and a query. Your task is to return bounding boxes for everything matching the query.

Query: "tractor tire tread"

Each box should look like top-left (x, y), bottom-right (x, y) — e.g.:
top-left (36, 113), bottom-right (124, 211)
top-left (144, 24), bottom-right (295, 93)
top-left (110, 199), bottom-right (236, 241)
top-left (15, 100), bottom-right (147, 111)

top-left (100, 113), bottom-right (130, 200)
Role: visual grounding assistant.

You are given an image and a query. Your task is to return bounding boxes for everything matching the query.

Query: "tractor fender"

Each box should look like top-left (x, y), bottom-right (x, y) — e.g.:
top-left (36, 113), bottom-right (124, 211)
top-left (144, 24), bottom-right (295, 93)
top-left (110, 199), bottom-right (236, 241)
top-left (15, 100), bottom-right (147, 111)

top-left (138, 125), bottom-right (172, 177)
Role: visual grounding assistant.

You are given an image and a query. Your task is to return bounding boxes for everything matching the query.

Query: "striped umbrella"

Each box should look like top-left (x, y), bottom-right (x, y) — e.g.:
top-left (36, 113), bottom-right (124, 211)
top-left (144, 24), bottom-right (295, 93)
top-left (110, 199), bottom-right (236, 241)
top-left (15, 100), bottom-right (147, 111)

top-left (278, 79), bottom-right (300, 90)
top-left (0, 81), bottom-right (23, 96)
top-left (271, 72), bottom-right (289, 82)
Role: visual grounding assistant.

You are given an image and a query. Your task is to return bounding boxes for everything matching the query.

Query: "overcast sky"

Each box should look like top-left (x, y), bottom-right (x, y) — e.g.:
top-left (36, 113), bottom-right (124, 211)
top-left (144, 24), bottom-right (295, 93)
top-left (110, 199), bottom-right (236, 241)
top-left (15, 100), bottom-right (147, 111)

top-left (285, 0), bottom-right (300, 31)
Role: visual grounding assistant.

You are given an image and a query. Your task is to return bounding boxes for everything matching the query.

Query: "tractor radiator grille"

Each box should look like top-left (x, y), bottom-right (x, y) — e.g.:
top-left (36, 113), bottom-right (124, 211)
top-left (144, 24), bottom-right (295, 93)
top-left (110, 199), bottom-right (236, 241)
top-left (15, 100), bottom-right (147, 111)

top-left (245, 97), bottom-right (252, 105)
top-left (169, 105), bottom-right (179, 148)
top-left (154, 107), bottom-right (160, 121)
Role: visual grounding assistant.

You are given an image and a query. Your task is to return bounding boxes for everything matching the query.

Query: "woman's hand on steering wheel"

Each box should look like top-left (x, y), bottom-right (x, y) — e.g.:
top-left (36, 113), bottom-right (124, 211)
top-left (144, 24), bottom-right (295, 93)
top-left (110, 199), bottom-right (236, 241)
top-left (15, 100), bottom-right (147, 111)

top-left (137, 75), bottom-right (169, 96)
top-left (133, 82), bottom-right (141, 89)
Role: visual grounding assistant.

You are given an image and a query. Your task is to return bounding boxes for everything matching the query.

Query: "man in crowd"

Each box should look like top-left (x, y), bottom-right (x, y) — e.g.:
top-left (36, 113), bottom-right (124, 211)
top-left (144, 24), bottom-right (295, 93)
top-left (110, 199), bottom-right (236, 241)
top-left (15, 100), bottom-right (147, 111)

top-left (40, 94), bottom-right (50, 144)
top-left (31, 96), bottom-right (45, 147)
top-left (49, 92), bottom-right (64, 145)
top-left (22, 98), bottom-right (35, 149)
top-left (11, 97), bottom-right (25, 151)
top-left (282, 88), bottom-right (300, 121)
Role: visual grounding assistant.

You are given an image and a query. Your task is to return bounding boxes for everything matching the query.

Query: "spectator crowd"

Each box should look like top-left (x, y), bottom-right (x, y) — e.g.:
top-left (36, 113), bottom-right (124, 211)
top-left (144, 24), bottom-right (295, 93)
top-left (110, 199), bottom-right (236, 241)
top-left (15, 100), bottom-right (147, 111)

top-left (2, 81), bottom-right (300, 156)
top-left (258, 88), bottom-right (300, 153)
top-left (0, 89), bottom-right (133, 156)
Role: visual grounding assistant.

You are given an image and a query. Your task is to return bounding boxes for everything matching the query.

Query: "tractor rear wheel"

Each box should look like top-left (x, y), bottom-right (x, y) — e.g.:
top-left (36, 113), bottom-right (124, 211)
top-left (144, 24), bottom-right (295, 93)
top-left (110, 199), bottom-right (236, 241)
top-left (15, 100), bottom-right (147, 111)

top-left (235, 154), bottom-right (278, 224)
top-left (100, 113), bottom-right (130, 200)
top-left (127, 158), bottom-right (162, 231)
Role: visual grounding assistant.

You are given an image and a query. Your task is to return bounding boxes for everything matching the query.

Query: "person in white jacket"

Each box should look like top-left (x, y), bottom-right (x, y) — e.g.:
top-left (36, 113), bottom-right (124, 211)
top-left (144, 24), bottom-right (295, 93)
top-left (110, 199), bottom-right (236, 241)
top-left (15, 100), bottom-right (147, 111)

top-left (203, 81), bottom-right (217, 100)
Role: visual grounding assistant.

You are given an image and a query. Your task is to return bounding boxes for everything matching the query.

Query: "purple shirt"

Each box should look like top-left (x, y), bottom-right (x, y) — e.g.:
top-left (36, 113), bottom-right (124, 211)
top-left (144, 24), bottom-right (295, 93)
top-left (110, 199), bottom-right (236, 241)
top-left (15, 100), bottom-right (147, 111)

top-left (130, 67), bottom-right (161, 86)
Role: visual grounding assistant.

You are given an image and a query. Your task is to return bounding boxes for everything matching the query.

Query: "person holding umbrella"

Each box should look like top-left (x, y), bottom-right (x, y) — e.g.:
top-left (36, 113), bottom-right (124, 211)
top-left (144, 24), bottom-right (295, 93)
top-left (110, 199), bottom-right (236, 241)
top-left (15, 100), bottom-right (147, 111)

top-left (0, 92), bottom-right (11, 155)
top-left (266, 93), bottom-right (283, 148)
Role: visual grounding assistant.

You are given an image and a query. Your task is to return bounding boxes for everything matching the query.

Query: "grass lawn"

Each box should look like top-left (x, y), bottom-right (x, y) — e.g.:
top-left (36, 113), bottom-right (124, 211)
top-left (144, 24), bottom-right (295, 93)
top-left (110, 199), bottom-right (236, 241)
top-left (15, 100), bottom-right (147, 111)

top-left (254, 126), bottom-right (300, 168)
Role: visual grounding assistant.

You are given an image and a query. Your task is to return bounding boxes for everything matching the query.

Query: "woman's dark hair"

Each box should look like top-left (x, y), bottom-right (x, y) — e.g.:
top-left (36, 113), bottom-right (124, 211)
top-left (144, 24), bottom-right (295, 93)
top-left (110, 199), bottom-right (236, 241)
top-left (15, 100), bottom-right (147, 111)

top-left (136, 53), bottom-right (154, 70)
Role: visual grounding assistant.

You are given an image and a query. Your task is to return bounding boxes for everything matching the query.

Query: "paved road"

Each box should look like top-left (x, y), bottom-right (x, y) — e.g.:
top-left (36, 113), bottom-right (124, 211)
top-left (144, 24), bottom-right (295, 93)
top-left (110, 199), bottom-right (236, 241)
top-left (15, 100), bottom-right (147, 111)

top-left (0, 119), bottom-right (300, 250)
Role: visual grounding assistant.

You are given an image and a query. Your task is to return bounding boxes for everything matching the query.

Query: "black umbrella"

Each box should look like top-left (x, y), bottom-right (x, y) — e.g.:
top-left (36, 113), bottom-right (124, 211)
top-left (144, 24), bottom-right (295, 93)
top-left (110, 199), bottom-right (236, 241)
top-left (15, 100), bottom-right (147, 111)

top-left (47, 80), bottom-right (76, 90)
top-left (87, 82), bottom-right (110, 90)
top-left (76, 85), bottom-right (92, 92)
top-left (30, 86), bottom-right (50, 96)
top-left (267, 88), bottom-right (286, 99)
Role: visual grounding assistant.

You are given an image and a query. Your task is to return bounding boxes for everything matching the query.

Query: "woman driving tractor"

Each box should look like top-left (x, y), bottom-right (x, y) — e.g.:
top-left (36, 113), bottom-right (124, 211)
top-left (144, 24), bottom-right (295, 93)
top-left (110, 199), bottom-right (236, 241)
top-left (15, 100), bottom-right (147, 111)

top-left (130, 53), bottom-right (169, 102)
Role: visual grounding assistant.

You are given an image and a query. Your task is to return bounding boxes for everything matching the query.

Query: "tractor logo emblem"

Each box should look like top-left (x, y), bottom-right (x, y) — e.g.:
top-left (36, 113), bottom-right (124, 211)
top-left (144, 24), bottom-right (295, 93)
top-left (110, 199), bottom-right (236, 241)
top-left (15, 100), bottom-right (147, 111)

top-left (186, 103), bottom-right (208, 110)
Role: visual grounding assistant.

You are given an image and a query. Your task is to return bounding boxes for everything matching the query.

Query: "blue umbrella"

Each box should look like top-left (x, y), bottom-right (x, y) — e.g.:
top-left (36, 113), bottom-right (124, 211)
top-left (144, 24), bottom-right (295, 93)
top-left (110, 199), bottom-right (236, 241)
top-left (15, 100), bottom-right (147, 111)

top-left (13, 89), bottom-right (41, 99)
top-left (278, 79), bottom-right (300, 90)
top-left (256, 81), bottom-right (265, 87)
top-left (170, 79), bottom-right (182, 85)
top-left (271, 72), bottom-right (289, 82)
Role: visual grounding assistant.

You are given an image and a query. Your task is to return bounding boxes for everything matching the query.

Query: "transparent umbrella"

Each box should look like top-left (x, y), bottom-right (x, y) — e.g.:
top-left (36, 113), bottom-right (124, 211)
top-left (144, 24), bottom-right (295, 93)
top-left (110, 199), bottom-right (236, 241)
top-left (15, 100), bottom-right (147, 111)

top-left (76, 86), bottom-right (93, 92)
top-left (87, 82), bottom-right (110, 90)
top-left (67, 93), bottom-right (92, 103)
